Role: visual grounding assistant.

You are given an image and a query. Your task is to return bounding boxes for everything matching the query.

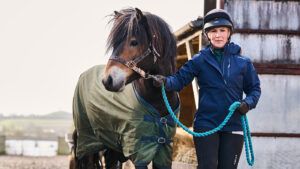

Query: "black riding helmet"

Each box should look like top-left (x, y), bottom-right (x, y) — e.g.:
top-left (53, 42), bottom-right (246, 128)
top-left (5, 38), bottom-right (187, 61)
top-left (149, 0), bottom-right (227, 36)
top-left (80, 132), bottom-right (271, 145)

top-left (203, 9), bottom-right (233, 34)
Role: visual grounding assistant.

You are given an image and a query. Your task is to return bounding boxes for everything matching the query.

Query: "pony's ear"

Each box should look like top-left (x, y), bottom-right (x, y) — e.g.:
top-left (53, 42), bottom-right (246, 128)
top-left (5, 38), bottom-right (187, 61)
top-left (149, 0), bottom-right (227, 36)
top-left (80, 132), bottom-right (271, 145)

top-left (114, 11), bottom-right (122, 18)
top-left (135, 8), bottom-right (144, 21)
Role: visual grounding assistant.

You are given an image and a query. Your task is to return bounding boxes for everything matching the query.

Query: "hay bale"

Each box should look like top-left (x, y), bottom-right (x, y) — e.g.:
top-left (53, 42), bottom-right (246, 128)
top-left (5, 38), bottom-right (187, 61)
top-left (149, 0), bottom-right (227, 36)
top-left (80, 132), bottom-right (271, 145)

top-left (172, 128), bottom-right (197, 164)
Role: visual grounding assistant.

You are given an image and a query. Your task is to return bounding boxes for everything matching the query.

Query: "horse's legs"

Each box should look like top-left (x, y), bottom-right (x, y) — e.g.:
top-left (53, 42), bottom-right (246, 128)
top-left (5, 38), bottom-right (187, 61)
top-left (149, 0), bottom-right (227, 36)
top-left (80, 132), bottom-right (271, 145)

top-left (70, 130), bottom-right (102, 169)
top-left (104, 149), bottom-right (125, 169)
top-left (76, 153), bottom-right (102, 169)
top-left (93, 153), bottom-right (102, 169)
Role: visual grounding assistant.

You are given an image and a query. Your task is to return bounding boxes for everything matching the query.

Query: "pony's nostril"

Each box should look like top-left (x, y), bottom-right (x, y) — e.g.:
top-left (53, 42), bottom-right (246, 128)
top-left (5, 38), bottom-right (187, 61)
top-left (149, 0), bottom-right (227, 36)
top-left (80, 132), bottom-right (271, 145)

top-left (107, 75), bottom-right (113, 86)
top-left (102, 75), bottom-right (113, 88)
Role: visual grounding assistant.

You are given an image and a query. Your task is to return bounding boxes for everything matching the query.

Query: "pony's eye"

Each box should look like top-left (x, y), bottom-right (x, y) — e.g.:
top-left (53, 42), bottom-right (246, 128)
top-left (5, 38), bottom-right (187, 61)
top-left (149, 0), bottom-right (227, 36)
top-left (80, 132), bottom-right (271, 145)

top-left (130, 40), bottom-right (138, 46)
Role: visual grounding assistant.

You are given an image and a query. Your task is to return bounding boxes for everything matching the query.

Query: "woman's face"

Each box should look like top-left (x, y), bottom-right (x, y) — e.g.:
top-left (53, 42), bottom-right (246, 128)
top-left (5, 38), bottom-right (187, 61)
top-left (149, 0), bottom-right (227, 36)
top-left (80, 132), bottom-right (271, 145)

top-left (207, 27), bottom-right (231, 48)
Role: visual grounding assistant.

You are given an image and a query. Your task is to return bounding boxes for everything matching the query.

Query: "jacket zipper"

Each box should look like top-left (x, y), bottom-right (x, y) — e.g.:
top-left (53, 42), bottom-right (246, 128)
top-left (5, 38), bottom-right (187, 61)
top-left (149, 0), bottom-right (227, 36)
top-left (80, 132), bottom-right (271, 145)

top-left (227, 57), bottom-right (231, 79)
top-left (222, 56), bottom-right (227, 85)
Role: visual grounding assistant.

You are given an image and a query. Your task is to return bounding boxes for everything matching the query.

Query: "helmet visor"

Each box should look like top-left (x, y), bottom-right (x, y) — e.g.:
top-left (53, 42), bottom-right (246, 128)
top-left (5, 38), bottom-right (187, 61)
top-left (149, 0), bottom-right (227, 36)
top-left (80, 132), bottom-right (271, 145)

top-left (203, 18), bottom-right (233, 32)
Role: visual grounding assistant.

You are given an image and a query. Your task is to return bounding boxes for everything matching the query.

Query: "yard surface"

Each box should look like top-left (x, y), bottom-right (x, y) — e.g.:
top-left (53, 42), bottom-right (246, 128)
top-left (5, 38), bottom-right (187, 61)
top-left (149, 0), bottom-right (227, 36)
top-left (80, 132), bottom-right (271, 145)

top-left (0, 155), bottom-right (196, 169)
top-left (0, 156), bottom-right (69, 169)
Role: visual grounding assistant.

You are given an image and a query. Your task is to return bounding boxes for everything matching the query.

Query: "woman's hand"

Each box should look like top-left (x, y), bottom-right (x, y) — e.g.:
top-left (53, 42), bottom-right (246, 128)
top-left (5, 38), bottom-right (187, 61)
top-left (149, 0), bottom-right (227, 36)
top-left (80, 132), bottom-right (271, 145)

top-left (237, 102), bottom-right (249, 115)
top-left (153, 75), bottom-right (166, 87)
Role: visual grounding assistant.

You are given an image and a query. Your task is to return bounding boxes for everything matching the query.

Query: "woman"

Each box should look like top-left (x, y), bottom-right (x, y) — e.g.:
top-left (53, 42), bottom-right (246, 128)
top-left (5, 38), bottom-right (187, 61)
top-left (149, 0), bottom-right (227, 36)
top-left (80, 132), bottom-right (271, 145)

top-left (154, 9), bottom-right (261, 169)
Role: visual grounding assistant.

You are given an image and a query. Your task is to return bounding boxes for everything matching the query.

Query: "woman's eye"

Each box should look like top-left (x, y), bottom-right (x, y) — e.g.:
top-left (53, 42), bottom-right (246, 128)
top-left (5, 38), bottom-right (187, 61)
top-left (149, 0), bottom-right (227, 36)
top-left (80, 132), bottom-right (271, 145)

top-left (130, 40), bottom-right (138, 46)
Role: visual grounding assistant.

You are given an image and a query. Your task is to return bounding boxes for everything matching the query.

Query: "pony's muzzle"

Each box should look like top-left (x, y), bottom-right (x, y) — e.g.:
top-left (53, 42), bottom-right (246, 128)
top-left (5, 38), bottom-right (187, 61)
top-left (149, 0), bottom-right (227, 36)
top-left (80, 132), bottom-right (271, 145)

top-left (102, 75), bottom-right (122, 92)
top-left (102, 67), bottom-right (126, 92)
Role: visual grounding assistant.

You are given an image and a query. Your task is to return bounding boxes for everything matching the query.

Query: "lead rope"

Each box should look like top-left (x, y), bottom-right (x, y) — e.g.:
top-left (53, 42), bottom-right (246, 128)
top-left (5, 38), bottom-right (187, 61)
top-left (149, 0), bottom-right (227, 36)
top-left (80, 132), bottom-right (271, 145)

top-left (161, 84), bottom-right (254, 166)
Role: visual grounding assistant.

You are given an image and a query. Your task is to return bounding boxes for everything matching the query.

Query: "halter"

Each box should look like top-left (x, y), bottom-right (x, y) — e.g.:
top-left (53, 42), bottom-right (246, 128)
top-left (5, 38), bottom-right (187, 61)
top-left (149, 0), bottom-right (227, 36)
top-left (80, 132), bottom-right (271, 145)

top-left (109, 13), bottom-right (160, 79)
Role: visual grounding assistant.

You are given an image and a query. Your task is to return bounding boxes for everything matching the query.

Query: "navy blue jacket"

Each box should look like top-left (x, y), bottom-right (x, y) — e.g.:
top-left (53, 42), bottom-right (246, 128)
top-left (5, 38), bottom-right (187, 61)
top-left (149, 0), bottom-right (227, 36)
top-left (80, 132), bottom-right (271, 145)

top-left (165, 42), bottom-right (261, 131)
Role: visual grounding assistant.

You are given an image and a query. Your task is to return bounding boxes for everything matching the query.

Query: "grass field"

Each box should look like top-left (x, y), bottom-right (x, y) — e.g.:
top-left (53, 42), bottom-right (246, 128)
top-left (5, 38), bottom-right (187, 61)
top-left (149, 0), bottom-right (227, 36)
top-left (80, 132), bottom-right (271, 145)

top-left (0, 118), bottom-right (72, 128)
top-left (0, 118), bottom-right (73, 139)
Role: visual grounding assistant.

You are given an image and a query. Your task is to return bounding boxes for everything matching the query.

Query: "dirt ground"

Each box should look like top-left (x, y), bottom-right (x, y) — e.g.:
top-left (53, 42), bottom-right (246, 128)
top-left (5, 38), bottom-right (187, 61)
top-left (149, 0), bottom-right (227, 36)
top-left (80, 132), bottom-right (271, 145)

top-left (0, 155), bottom-right (69, 169)
top-left (0, 155), bottom-right (196, 169)
top-left (0, 129), bottom-right (196, 169)
top-left (0, 128), bottom-right (197, 169)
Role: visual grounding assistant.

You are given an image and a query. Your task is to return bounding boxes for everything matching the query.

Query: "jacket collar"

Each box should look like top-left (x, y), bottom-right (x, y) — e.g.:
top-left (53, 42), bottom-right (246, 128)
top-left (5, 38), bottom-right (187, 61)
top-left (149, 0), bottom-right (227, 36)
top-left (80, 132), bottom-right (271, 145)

top-left (202, 42), bottom-right (241, 75)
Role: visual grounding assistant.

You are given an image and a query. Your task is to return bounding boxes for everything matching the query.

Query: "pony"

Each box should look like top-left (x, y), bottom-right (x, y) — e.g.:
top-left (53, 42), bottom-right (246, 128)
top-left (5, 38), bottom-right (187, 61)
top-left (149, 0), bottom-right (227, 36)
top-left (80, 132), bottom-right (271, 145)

top-left (70, 7), bottom-right (179, 169)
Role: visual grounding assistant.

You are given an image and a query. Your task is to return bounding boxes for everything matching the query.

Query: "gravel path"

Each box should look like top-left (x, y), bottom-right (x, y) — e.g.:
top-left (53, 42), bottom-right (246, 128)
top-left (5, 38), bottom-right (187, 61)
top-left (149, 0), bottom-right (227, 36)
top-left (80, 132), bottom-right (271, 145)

top-left (0, 156), bottom-right (69, 169)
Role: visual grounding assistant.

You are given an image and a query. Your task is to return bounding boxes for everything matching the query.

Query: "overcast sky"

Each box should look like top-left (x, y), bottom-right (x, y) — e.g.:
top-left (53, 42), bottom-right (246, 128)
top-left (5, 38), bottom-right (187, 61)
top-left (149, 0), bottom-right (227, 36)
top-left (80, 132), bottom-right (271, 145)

top-left (0, 0), bottom-right (204, 116)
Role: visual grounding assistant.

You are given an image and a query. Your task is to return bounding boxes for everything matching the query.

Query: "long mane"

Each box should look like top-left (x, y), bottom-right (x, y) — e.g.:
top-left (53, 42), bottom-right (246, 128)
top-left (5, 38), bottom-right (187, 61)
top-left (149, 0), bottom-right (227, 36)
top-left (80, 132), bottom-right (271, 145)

top-left (106, 8), bottom-right (177, 74)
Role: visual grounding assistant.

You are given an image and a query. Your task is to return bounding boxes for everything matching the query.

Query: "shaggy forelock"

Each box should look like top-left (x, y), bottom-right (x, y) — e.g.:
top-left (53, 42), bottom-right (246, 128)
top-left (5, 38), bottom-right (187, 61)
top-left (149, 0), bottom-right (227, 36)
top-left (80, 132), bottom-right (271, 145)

top-left (106, 7), bottom-right (177, 74)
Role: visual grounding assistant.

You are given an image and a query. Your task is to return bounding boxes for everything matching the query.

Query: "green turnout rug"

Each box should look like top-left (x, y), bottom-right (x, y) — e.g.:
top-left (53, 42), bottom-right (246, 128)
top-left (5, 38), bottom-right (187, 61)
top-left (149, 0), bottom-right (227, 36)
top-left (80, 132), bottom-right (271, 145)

top-left (73, 65), bottom-right (180, 166)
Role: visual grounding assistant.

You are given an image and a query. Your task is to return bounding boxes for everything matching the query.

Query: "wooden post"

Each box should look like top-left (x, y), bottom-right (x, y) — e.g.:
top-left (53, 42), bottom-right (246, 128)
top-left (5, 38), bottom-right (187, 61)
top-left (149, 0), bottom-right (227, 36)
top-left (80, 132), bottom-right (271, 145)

top-left (199, 32), bottom-right (203, 53)
top-left (0, 135), bottom-right (5, 155)
top-left (57, 136), bottom-right (70, 155)
top-left (185, 41), bottom-right (199, 108)
top-left (204, 0), bottom-right (217, 15)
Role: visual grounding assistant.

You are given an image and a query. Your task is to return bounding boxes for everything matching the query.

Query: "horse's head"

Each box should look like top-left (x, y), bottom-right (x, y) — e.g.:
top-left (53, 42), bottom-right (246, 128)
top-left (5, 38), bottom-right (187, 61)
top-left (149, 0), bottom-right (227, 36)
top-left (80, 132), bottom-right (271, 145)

top-left (102, 8), bottom-right (176, 92)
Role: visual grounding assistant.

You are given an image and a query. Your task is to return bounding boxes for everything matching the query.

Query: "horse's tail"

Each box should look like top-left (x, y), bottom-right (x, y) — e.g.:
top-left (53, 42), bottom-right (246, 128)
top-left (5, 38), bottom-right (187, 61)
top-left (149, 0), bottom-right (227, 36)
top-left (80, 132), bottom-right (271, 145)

top-left (68, 129), bottom-right (78, 169)
top-left (73, 129), bottom-right (79, 167)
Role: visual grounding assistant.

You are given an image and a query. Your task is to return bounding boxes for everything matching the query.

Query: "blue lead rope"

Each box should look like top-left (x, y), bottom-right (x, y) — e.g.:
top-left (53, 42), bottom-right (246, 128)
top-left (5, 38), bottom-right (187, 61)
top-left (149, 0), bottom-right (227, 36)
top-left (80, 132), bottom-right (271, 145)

top-left (161, 84), bottom-right (254, 166)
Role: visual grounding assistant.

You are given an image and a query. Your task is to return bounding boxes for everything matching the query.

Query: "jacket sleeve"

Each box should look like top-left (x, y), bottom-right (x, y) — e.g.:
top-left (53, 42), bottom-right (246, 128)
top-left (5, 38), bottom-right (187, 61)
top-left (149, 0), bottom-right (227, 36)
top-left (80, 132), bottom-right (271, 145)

top-left (243, 59), bottom-right (261, 109)
top-left (165, 55), bottom-right (200, 92)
